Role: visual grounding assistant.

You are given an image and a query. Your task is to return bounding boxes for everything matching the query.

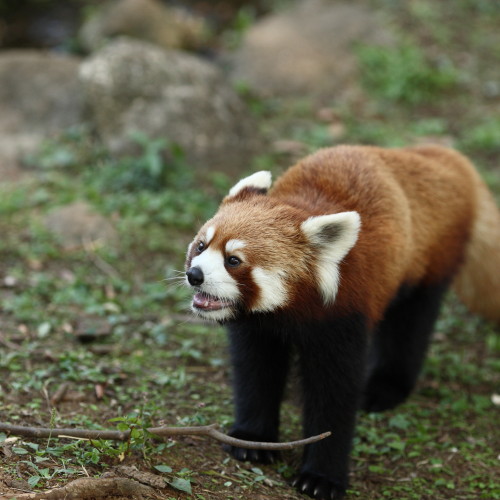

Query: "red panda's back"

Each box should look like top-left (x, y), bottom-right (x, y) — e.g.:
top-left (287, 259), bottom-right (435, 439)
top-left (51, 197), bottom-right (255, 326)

top-left (270, 145), bottom-right (477, 322)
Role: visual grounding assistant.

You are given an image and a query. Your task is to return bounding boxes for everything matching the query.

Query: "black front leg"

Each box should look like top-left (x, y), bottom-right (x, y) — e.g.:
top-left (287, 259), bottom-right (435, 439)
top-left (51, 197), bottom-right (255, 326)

top-left (225, 317), bottom-right (290, 463)
top-left (294, 314), bottom-right (368, 500)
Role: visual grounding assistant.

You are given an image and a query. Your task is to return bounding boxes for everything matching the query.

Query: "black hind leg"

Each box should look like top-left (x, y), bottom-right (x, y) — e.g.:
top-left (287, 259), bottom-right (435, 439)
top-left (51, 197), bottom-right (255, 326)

top-left (362, 280), bottom-right (450, 412)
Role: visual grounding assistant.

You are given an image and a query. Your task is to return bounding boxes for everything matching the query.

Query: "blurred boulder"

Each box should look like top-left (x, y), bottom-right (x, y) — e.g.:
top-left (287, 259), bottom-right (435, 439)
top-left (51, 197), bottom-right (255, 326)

top-left (79, 0), bottom-right (210, 53)
top-left (0, 50), bottom-right (83, 134)
top-left (79, 38), bottom-right (262, 175)
top-left (229, 0), bottom-right (395, 102)
top-left (44, 201), bottom-right (118, 250)
top-left (0, 50), bottom-right (84, 183)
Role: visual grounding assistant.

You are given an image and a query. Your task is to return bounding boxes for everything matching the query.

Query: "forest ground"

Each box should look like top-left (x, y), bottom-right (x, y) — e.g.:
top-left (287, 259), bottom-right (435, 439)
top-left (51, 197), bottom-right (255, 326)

top-left (1, 1), bottom-right (499, 499)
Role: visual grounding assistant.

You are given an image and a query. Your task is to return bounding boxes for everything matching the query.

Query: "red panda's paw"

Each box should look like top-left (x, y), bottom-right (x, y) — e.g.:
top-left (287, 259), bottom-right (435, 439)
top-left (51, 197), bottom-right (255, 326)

top-left (361, 374), bottom-right (413, 413)
top-left (223, 443), bottom-right (279, 464)
top-left (292, 471), bottom-right (346, 500)
top-left (222, 429), bottom-right (280, 464)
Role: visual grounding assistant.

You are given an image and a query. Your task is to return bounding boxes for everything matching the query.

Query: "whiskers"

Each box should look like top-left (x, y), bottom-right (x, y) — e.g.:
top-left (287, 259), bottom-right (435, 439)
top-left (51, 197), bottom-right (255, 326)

top-left (163, 269), bottom-right (187, 288)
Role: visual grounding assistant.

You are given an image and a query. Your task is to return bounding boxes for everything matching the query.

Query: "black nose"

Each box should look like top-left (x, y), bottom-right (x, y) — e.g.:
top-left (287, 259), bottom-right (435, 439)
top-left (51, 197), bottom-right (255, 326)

top-left (186, 266), bottom-right (204, 286)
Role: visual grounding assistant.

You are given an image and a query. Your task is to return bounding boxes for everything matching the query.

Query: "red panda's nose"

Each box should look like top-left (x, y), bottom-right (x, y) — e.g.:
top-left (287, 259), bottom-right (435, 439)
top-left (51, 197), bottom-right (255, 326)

top-left (186, 266), bottom-right (204, 286)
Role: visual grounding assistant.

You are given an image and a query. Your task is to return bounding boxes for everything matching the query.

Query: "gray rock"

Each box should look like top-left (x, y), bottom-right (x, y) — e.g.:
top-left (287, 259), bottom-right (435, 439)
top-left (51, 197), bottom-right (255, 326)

top-left (79, 38), bottom-right (261, 175)
top-left (0, 50), bottom-right (84, 184)
top-left (79, 0), bottom-right (209, 53)
top-left (229, 0), bottom-right (395, 102)
top-left (0, 50), bottom-right (84, 135)
top-left (44, 201), bottom-right (118, 250)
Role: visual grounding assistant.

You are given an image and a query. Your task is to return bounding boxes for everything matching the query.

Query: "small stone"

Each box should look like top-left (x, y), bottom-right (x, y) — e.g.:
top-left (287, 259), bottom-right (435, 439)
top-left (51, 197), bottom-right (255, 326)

top-left (79, 0), bottom-right (209, 53)
top-left (75, 317), bottom-right (114, 343)
top-left (3, 276), bottom-right (17, 287)
top-left (44, 201), bottom-right (118, 250)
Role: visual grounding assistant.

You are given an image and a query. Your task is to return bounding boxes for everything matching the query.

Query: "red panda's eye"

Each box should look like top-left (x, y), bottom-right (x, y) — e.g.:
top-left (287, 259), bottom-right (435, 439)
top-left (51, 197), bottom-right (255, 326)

top-left (197, 241), bottom-right (206, 253)
top-left (227, 256), bottom-right (241, 267)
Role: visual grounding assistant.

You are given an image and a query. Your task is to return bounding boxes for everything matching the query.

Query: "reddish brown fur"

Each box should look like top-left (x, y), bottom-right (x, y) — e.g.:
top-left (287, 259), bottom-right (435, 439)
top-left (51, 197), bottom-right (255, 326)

top-left (269, 145), bottom-right (478, 324)
top-left (189, 145), bottom-right (498, 325)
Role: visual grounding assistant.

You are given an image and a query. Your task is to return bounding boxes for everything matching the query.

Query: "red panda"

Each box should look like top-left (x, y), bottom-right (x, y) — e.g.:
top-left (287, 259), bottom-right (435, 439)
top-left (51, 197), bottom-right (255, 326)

top-left (184, 145), bottom-right (500, 500)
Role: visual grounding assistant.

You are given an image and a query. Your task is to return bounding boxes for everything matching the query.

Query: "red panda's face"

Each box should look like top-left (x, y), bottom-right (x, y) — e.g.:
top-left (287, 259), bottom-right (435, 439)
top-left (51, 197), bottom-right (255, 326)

top-left (185, 171), bottom-right (361, 322)
top-left (184, 200), bottom-right (303, 321)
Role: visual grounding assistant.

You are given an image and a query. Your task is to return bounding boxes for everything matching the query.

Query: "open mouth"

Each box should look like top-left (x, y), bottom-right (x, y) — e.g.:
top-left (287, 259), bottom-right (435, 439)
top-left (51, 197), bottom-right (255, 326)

top-left (192, 292), bottom-right (232, 312)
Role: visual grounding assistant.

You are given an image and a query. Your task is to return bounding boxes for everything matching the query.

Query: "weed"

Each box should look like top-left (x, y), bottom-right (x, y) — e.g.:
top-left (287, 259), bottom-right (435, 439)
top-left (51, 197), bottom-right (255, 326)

top-left (24, 125), bottom-right (102, 171)
top-left (222, 5), bottom-right (257, 49)
top-left (460, 117), bottom-right (500, 154)
top-left (357, 40), bottom-right (458, 105)
top-left (91, 133), bottom-right (189, 193)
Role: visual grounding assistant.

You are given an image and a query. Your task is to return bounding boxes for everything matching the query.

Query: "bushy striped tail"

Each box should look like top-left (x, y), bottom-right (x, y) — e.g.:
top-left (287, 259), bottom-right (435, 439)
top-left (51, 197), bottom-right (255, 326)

top-left (452, 179), bottom-right (500, 323)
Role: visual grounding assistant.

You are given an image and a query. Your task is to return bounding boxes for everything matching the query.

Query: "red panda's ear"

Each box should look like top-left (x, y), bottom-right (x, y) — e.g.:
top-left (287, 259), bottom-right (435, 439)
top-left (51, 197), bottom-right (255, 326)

top-left (226, 171), bottom-right (272, 199)
top-left (301, 211), bottom-right (361, 262)
top-left (301, 212), bottom-right (361, 303)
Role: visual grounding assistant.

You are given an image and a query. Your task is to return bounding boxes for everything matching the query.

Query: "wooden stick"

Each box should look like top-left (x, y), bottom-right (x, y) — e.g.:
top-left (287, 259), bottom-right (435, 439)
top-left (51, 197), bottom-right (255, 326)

top-left (8, 477), bottom-right (159, 500)
top-left (0, 422), bottom-right (331, 450)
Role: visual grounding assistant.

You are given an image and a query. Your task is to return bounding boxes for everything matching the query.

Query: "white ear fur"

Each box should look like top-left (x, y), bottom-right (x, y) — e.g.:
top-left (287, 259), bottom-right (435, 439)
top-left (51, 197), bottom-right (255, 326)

top-left (301, 211), bottom-right (361, 303)
top-left (228, 171), bottom-right (272, 197)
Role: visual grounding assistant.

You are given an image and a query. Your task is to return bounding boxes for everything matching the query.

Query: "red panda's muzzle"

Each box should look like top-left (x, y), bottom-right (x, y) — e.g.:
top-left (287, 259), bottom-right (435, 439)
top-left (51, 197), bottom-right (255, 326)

top-left (193, 292), bottom-right (232, 312)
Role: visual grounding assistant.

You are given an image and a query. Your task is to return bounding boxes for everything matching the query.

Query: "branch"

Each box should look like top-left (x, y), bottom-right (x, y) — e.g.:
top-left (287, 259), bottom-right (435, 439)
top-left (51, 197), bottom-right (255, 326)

top-left (7, 477), bottom-right (160, 500)
top-left (0, 422), bottom-right (331, 450)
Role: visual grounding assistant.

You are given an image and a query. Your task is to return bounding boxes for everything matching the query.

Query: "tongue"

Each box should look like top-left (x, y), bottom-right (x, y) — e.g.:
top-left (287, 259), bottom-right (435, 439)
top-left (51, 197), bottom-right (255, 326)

top-left (193, 292), bottom-right (230, 311)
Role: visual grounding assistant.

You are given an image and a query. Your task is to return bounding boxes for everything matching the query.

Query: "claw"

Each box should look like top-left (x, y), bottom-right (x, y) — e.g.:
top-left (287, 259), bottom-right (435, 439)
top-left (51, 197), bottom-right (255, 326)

top-left (301, 480), bottom-right (310, 493)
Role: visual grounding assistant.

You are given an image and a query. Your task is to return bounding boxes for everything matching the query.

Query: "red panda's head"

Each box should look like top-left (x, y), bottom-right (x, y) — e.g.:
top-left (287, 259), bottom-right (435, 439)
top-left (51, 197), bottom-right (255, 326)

top-left (185, 171), bottom-right (360, 321)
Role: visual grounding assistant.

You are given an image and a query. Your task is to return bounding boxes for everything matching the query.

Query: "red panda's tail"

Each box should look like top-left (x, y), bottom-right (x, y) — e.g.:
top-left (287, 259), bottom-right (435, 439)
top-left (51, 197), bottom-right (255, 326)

top-left (452, 177), bottom-right (500, 323)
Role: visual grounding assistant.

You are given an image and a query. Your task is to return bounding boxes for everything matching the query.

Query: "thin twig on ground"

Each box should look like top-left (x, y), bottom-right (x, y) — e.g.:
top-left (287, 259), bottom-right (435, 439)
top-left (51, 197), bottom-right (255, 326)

top-left (0, 421), bottom-right (331, 450)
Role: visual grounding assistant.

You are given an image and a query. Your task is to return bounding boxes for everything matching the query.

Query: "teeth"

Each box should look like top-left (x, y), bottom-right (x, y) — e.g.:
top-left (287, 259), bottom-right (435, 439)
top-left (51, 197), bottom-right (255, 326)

top-left (204, 301), bottom-right (209, 307)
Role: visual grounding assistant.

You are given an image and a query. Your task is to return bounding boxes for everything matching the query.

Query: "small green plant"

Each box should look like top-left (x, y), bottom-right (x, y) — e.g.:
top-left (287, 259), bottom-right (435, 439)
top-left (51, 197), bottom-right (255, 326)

top-left (461, 117), bottom-right (500, 154)
top-left (93, 133), bottom-right (189, 192)
top-left (25, 125), bottom-right (102, 171)
top-left (109, 412), bottom-right (154, 459)
top-left (357, 41), bottom-right (458, 105)
top-left (222, 5), bottom-right (257, 49)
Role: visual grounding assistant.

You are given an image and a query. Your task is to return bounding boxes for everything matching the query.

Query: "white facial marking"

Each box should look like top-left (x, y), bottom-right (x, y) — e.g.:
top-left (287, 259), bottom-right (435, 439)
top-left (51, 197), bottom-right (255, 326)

top-left (190, 248), bottom-right (240, 300)
top-left (186, 241), bottom-right (194, 257)
top-left (301, 211), bottom-right (361, 304)
top-left (228, 171), bottom-right (272, 197)
top-left (251, 268), bottom-right (288, 312)
top-left (225, 239), bottom-right (246, 253)
top-left (205, 225), bottom-right (216, 245)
